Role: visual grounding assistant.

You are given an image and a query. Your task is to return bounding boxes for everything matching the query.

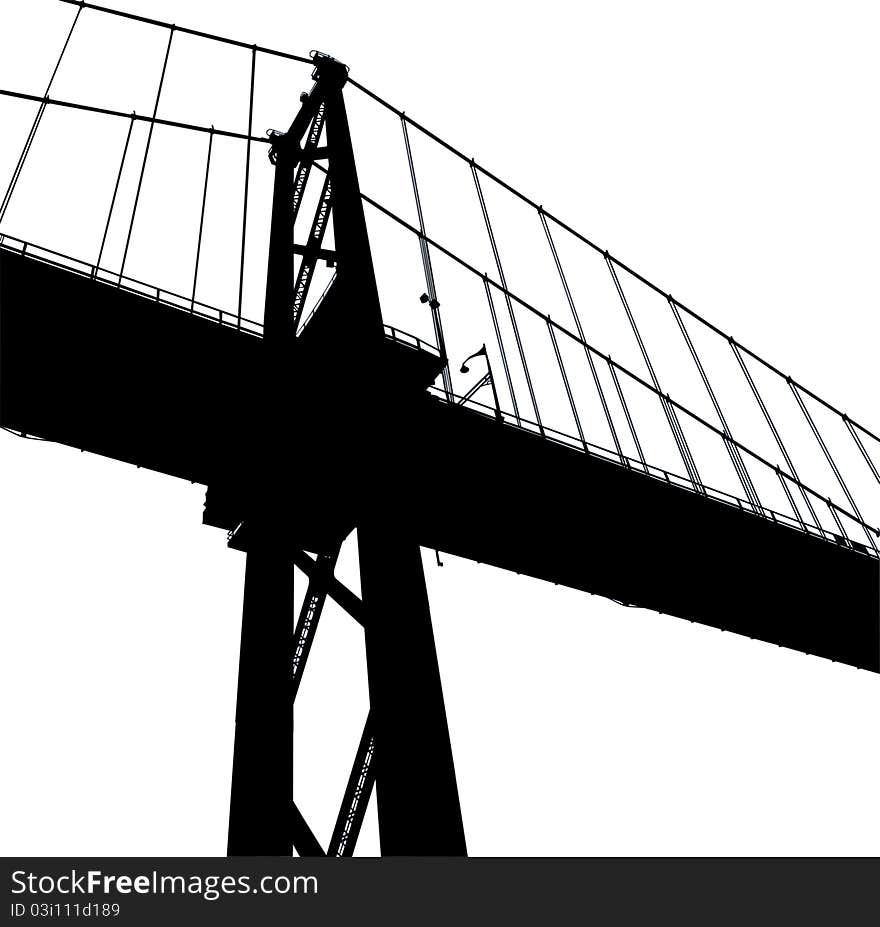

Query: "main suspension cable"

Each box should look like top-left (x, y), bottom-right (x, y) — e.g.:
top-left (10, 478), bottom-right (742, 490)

top-left (0, 87), bottom-right (270, 144)
top-left (55, 0), bottom-right (312, 64)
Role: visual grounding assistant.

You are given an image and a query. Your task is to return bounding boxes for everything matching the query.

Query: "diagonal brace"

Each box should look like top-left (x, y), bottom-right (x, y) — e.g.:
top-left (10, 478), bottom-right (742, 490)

top-left (290, 800), bottom-right (325, 857)
top-left (291, 548), bottom-right (339, 702)
top-left (293, 550), bottom-right (366, 627)
top-left (328, 711), bottom-right (377, 857)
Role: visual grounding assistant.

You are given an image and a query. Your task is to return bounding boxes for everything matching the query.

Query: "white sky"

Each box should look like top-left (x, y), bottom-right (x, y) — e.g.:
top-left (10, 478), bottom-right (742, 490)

top-left (1, 0), bottom-right (879, 856)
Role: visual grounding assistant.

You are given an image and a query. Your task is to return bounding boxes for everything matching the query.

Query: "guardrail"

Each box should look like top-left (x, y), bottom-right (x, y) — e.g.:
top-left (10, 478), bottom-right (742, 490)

top-left (0, 234), bottom-right (264, 337)
top-left (427, 384), bottom-right (876, 558)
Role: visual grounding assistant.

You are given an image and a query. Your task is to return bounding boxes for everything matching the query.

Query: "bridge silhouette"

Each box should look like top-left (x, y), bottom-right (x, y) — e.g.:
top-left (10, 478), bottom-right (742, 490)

top-left (1, 0), bottom-right (878, 856)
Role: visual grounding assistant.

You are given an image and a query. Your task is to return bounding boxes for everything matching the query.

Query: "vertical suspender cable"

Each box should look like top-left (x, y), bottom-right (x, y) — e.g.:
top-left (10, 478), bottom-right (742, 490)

top-left (773, 467), bottom-right (807, 532)
top-left (730, 339), bottom-right (821, 530)
top-left (237, 45), bottom-right (257, 328)
top-left (482, 275), bottom-right (518, 419)
top-left (605, 254), bottom-right (703, 492)
top-left (789, 382), bottom-right (876, 551)
top-left (191, 126), bottom-right (215, 311)
top-left (540, 210), bottom-right (623, 462)
top-left (664, 392), bottom-right (703, 490)
top-left (0, 4), bottom-right (83, 225)
top-left (95, 112), bottom-right (135, 272)
top-left (608, 358), bottom-right (647, 471)
top-left (844, 416), bottom-right (880, 487)
top-left (539, 210), bottom-right (584, 338)
top-left (825, 497), bottom-right (851, 545)
top-left (118, 27), bottom-right (175, 283)
top-left (471, 162), bottom-right (542, 432)
top-left (589, 348), bottom-right (624, 464)
top-left (546, 316), bottom-right (585, 448)
top-left (667, 295), bottom-right (762, 512)
top-left (401, 116), bottom-right (452, 400)
top-left (540, 207), bottom-right (594, 427)
top-left (0, 106), bottom-right (46, 226)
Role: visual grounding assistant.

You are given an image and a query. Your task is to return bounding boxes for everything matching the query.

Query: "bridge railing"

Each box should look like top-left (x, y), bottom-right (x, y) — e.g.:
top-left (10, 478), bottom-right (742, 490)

top-left (433, 382), bottom-right (877, 557)
top-left (0, 233), bottom-right (263, 336)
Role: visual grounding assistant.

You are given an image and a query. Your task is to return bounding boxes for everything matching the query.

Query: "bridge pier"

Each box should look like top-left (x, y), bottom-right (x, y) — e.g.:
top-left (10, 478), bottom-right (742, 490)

top-left (359, 519), bottom-right (467, 856)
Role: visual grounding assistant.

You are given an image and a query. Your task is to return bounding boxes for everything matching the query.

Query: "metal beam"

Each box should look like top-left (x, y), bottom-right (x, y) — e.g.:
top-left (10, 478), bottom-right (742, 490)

top-left (291, 801), bottom-right (325, 857)
top-left (293, 550), bottom-right (366, 627)
top-left (328, 711), bottom-right (377, 856)
top-left (291, 242), bottom-right (337, 263)
top-left (291, 549), bottom-right (339, 702)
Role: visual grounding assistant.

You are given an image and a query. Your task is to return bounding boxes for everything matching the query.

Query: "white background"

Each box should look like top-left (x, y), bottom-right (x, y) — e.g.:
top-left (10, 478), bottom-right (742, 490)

top-left (1, 0), bottom-right (880, 856)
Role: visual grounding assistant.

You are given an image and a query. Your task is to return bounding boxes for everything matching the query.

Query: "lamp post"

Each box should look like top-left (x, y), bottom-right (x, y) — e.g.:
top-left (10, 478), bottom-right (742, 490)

top-left (460, 344), bottom-right (502, 422)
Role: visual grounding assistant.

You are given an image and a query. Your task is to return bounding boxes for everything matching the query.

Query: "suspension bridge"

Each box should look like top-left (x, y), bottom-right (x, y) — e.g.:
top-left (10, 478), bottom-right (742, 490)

top-left (1, 0), bottom-right (878, 857)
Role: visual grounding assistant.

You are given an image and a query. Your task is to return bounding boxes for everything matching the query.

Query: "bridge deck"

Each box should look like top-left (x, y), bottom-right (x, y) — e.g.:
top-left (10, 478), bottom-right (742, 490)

top-left (2, 247), bottom-right (877, 672)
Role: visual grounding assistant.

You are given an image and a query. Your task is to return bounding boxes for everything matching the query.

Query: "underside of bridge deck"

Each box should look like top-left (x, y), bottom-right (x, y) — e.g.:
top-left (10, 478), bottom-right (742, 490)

top-left (2, 246), bottom-right (877, 673)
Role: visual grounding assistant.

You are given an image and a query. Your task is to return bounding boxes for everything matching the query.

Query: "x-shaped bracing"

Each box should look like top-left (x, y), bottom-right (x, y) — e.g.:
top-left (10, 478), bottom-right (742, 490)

top-left (290, 547), bottom-right (375, 857)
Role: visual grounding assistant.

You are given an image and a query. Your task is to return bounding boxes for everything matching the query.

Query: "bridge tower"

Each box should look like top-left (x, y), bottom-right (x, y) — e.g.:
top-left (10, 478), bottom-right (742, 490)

top-left (225, 54), bottom-right (466, 857)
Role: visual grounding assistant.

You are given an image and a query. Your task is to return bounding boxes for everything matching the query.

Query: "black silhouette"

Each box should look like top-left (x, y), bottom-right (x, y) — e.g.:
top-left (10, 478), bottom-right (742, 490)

top-left (1, 1), bottom-right (878, 858)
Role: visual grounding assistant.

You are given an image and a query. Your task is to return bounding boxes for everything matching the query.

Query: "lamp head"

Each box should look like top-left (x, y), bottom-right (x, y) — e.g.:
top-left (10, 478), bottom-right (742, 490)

top-left (461, 344), bottom-right (487, 375)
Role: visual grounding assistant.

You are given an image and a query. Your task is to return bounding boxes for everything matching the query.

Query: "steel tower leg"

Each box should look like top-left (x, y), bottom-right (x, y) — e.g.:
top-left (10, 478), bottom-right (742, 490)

top-left (227, 547), bottom-right (295, 855)
top-left (224, 58), bottom-right (347, 858)
top-left (358, 520), bottom-right (467, 856)
top-left (226, 56), bottom-right (333, 857)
